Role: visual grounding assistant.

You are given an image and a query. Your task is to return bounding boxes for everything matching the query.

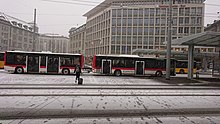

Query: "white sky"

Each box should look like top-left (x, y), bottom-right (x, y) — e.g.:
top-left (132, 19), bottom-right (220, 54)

top-left (0, 0), bottom-right (219, 37)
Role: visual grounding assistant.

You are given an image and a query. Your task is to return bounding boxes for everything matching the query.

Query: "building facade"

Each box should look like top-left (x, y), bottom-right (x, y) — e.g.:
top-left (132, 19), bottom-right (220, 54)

top-left (69, 24), bottom-right (86, 54)
top-left (81, 0), bottom-right (215, 57)
top-left (205, 20), bottom-right (220, 52)
top-left (37, 34), bottom-right (69, 53)
top-left (0, 12), bottom-right (37, 52)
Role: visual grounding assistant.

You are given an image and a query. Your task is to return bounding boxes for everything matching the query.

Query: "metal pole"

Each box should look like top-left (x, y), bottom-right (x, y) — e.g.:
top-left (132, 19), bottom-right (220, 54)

top-left (166, 0), bottom-right (172, 80)
top-left (33, 8), bottom-right (36, 51)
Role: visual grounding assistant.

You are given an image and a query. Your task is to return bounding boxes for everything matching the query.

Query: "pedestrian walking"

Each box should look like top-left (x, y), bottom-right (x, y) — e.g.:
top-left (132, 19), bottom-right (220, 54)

top-left (74, 64), bottom-right (81, 83)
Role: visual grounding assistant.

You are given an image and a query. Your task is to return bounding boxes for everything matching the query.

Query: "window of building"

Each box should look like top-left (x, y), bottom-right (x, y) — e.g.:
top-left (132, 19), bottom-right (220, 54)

top-left (133, 36), bottom-right (137, 44)
top-left (111, 45), bottom-right (115, 54)
top-left (122, 18), bottom-right (127, 26)
top-left (116, 46), bottom-right (120, 54)
top-left (138, 18), bottom-right (143, 26)
top-left (184, 27), bottom-right (189, 34)
top-left (117, 27), bottom-right (121, 35)
top-left (185, 17), bottom-right (189, 24)
top-left (143, 36), bottom-right (148, 45)
top-left (117, 9), bottom-right (122, 17)
top-left (179, 8), bottom-right (184, 16)
top-left (179, 27), bottom-right (183, 33)
top-left (144, 9), bottom-right (149, 16)
top-left (133, 9), bottom-right (138, 17)
top-left (128, 9), bottom-right (132, 17)
top-left (138, 27), bottom-right (143, 35)
top-left (112, 9), bottom-right (116, 17)
top-left (123, 9), bottom-right (127, 17)
top-left (138, 36), bottom-right (142, 45)
top-left (149, 27), bottom-right (154, 35)
top-left (133, 27), bottom-right (138, 35)
top-left (185, 8), bottom-right (190, 16)
top-left (127, 36), bottom-right (131, 44)
top-left (112, 18), bottom-right (116, 26)
top-left (191, 27), bottom-right (196, 34)
top-left (127, 27), bottom-right (132, 35)
top-left (179, 17), bottom-right (184, 25)
top-left (144, 27), bottom-right (148, 35)
top-left (122, 27), bottom-right (126, 35)
top-left (139, 9), bottom-right (144, 17)
top-left (128, 18), bottom-right (132, 26)
top-left (122, 36), bottom-right (126, 44)
top-left (173, 8), bottom-right (178, 16)
top-left (133, 18), bottom-right (138, 26)
top-left (144, 18), bottom-right (149, 26)
top-left (117, 18), bottom-right (121, 26)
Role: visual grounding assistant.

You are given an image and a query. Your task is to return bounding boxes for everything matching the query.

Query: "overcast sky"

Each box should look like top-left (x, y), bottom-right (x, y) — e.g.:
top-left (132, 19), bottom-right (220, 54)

top-left (0, 0), bottom-right (219, 37)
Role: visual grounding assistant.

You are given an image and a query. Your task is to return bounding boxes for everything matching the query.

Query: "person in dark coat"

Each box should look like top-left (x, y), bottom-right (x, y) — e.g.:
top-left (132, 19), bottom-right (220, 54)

top-left (74, 64), bottom-right (81, 83)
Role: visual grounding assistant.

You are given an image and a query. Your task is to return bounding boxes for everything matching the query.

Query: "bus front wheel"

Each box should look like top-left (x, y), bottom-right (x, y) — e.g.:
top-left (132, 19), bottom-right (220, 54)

top-left (62, 68), bottom-right (70, 75)
top-left (15, 67), bottom-right (24, 74)
top-left (114, 70), bottom-right (122, 76)
top-left (155, 71), bottom-right (162, 77)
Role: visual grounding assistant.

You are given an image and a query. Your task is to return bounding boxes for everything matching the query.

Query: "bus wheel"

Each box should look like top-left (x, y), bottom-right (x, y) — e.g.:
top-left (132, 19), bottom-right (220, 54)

top-left (180, 69), bottom-right (185, 74)
top-left (15, 67), bottom-right (24, 74)
top-left (62, 68), bottom-right (70, 75)
top-left (155, 71), bottom-right (162, 77)
top-left (114, 70), bottom-right (122, 76)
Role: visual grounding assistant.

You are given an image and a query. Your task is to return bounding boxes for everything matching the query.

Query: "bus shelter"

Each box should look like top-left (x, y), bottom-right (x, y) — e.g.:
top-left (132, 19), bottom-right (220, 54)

top-left (171, 31), bottom-right (220, 79)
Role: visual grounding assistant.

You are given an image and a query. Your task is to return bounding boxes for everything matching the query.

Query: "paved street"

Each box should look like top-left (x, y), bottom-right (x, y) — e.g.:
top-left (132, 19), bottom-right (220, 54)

top-left (0, 70), bottom-right (220, 124)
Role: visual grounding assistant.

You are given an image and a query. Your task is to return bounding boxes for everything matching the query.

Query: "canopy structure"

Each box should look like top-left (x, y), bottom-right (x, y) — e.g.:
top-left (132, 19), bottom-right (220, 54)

top-left (172, 31), bottom-right (220, 47)
top-left (171, 31), bottom-right (220, 79)
top-left (133, 49), bottom-right (219, 58)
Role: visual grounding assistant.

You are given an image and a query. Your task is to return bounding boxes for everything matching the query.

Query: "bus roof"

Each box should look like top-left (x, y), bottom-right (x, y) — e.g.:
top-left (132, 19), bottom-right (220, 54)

top-left (95, 54), bottom-right (177, 60)
top-left (6, 51), bottom-right (82, 56)
top-left (95, 54), bottom-right (140, 58)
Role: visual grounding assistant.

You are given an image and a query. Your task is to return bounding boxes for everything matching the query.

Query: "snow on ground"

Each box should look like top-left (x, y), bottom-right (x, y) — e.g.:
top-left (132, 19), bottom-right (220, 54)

top-left (1, 115), bottom-right (220, 124)
top-left (0, 69), bottom-right (220, 124)
top-left (0, 70), bottom-right (167, 85)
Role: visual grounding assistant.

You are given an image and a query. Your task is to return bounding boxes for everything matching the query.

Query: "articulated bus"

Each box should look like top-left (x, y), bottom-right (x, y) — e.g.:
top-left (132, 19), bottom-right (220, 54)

top-left (0, 52), bottom-right (4, 69)
top-left (92, 54), bottom-right (176, 77)
top-left (176, 60), bottom-right (197, 74)
top-left (4, 51), bottom-right (84, 74)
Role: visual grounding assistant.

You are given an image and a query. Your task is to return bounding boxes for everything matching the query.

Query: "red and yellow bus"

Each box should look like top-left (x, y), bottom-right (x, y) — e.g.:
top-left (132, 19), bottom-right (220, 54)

top-left (4, 51), bottom-right (84, 74)
top-left (0, 52), bottom-right (4, 69)
top-left (92, 54), bottom-right (176, 77)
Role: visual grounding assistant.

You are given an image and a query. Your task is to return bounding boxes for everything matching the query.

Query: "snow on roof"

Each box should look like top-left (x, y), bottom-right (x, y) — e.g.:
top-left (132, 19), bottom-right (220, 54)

top-left (0, 12), bottom-right (34, 32)
top-left (95, 54), bottom-right (140, 58)
top-left (6, 51), bottom-right (81, 56)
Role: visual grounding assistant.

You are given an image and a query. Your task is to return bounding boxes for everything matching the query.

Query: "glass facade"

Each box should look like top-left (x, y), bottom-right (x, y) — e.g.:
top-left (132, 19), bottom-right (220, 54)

top-left (84, 0), bottom-right (209, 56)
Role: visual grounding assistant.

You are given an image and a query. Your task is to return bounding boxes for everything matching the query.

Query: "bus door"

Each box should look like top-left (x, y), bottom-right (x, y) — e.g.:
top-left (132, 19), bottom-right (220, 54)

top-left (27, 55), bottom-right (39, 73)
top-left (47, 56), bottom-right (59, 73)
top-left (102, 59), bottom-right (111, 74)
top-left (135, 61), bottom-right (145, 75)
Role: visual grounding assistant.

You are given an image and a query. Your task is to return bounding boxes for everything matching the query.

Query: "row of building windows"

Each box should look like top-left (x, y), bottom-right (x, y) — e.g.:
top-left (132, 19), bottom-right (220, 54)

top-left (112, 7), bottom-right (203, 18)
top-left (112, 17), bottom-right (202, 26)
top-left (112, 0), bottom-right (203, 5)
top-left (111, 26), bottom-right (202, 35)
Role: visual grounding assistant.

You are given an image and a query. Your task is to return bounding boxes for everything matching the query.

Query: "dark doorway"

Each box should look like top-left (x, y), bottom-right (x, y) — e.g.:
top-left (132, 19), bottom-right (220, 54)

top-left (135, 61), bottom-right (144, 75)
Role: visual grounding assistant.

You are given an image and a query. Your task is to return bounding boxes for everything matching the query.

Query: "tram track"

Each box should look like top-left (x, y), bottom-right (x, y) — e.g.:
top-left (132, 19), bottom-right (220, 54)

top-left (0, 84), bottom-right (219, 90)
top-left (0, 88), bottom-right (220, 96)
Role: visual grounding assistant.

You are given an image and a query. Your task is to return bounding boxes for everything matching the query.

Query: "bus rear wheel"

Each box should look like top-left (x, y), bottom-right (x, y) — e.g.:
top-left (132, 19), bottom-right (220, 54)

top-left (62, 68), bottom-right (70, 75)
top-left (180, 69), bottom-right (185, 74)
top-left (114, 70), bottom-right (122, 76)
top-left (155, 71), bottom-right (162, 77)
top-left (15, 67), bottom-right (24, 74)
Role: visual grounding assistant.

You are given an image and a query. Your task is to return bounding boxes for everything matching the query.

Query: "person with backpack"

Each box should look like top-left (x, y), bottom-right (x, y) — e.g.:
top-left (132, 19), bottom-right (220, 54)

top-left (74, 64), bottom-right (82, 83)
